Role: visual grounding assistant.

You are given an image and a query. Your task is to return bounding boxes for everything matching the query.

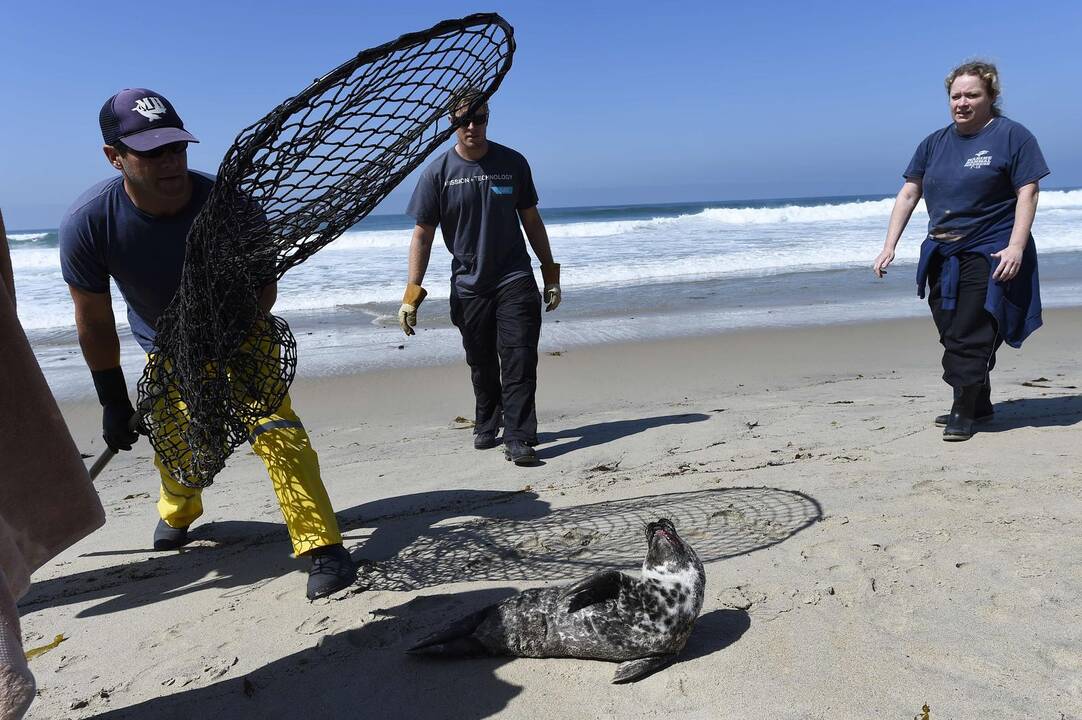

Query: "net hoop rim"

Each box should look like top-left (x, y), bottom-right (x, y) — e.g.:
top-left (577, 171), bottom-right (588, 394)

top-left (224, 13), bottom-right (515, 183)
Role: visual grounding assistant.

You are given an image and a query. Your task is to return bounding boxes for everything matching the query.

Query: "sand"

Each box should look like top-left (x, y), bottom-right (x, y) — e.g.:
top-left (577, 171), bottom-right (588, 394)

top-left (17, 309), bottom-right (1082, 719)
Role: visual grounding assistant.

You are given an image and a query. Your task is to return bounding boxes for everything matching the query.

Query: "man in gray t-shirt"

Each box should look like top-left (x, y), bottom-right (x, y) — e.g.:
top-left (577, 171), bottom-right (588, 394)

top-left (401, 90), bottom-right (562, 465)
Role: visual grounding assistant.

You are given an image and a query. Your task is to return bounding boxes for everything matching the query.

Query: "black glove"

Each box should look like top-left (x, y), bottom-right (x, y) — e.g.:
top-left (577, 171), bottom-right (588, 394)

top-left (91, 367), bottom-right (138, 452)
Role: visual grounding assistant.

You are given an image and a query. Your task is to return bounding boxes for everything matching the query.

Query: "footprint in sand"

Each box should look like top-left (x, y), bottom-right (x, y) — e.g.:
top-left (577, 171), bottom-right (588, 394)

top-left (295, 614), bottom-right (335, 636)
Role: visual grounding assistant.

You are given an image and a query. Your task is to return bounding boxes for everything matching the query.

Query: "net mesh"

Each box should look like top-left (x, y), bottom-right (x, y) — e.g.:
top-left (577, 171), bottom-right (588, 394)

top-left (136, 13), bottom-right (515, 488)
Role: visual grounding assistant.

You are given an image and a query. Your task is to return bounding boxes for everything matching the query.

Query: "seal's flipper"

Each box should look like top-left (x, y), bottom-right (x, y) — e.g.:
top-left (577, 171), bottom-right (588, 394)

top-left (611, 655), bottom-right (675, 684)
top-left (406, 608), bottom-right (490, 655)
top-left (561, 570), bottom-right (625, 613)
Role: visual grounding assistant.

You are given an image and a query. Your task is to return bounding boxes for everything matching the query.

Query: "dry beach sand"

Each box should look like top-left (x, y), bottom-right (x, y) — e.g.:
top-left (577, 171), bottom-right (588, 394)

top-left (17, 310), bottom-right (1082, 719)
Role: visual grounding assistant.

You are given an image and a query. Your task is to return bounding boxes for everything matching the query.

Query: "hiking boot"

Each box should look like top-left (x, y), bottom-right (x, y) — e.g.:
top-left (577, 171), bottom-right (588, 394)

top-left (307, 543), bottom-right (357, 600)
top-left (503, 440), bottom-right (538, 466)
top-left (943, 385), bottom-right (981, 441)
top-left (474, 430), bottom-right (499, 450)
top-left (152, 519), bottom-right (191, 551)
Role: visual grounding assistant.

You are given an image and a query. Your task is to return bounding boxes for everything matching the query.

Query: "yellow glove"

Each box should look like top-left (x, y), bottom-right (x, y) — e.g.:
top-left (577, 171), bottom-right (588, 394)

top-left (541, 262), bottom-right (561, 312)
top-left (398, 283), bottom-right (427, 336)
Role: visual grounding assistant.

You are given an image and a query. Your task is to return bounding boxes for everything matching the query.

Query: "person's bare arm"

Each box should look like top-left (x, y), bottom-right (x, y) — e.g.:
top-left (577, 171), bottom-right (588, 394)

top-left (407, 223), bottom-right (437, 286)
top-left (991, 181), bottom-right (1040, 282)
top-left (519, 206), bottom-right (562, 310)
top-left (0, 209), bottom-right (14, 306)
top-left (259, 281), bottom-right (277, 313)
top-left (518, 206), bottom-right (555, 267)
top-left (69, 285), bottom-right (121, 371)
top-left (873, 178), bottom-right (923, 278)
top-left (71, 285), bottom-right (140, 450)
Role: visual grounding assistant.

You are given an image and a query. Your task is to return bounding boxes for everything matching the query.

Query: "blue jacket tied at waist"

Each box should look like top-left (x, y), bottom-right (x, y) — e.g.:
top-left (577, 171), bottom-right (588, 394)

top-left (916, 235), bottom-right (1042, 349)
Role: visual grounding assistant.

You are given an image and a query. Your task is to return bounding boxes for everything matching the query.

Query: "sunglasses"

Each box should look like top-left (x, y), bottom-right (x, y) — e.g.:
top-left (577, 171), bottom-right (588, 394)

top-left (452, 111), bottom-right (488, 128)
top-left (122, 141), bottom-right (189, 159)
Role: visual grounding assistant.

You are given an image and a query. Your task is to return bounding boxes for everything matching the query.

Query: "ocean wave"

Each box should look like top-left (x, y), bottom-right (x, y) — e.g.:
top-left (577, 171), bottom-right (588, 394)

top-left (538, 199), bottom-right (915, 237)
top-left (11, 190), bottom-right (1082, 328)
top-left (698, 198), bottom-right (902, 225)
top-left (17, 296), bottom-right (129, 331)
top-left (320, 229), bottom-right (411, 250)
top-left (6, 232), bottom-right (54, 243)
top-left (1040, 188), bottom-right (1082, 209)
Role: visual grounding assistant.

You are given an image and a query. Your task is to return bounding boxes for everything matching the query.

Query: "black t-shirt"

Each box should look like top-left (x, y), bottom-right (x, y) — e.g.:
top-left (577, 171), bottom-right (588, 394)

top-left (407, 141), bottom-right (539, 296)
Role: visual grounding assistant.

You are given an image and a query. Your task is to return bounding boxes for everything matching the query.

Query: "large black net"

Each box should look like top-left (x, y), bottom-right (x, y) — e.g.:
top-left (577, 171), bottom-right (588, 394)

top-left (135, 14), bottom-right (515, 488)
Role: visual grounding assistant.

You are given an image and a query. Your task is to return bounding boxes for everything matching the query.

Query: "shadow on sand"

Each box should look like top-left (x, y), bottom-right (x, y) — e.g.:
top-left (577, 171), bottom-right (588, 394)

top-left (90, 588), bottom-right (523, 720)
top-left (980, 394), bottom-right (1082, 432)
top-left (535, 413), bottom-right (711, 459)
top-left (677, 608), bottom-right (752, 667)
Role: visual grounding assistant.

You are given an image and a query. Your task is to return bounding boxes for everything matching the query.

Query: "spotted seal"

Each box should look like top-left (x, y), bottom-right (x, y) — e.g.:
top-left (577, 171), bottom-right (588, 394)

top-left (407, 517), bottom-right (706, 683)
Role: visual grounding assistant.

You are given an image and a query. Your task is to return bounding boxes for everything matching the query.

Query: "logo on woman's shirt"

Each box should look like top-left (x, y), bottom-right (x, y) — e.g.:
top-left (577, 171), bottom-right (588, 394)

top-left (963, 150), bottom-right (993, 169)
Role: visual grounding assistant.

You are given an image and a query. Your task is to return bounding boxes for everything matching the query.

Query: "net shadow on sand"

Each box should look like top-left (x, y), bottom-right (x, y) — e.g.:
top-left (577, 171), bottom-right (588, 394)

top-left (352, 486), bottom-right (822, 592)
top-left (19, 486), bottom-right (819, 618)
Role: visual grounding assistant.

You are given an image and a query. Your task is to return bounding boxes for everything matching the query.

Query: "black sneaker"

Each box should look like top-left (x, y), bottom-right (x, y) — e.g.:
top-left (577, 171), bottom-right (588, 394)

top-left (153, 519), bottom-right (191, 551)
top-left (503, 440), bottom-right (538, 466)
top-left (474, 431), bottom-right (499, 450)
top-left (307, 544), bottom-right (357, 600)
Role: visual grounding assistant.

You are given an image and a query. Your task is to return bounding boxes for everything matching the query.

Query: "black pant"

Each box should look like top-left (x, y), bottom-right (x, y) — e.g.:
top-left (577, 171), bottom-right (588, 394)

top-left (927, 253), bottom-right (1003, 388)
top-left (450, 276), bottom-right (542, 444)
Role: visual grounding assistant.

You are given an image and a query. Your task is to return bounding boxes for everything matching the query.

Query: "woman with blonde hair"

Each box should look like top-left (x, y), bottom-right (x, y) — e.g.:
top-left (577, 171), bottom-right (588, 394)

top-left (873, 60), bottom-right (1049, 441)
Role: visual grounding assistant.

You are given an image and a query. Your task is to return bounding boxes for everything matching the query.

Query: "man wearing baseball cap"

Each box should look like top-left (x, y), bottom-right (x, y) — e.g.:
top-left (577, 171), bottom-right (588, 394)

top-left (58, 88), bottom-right (357, 600)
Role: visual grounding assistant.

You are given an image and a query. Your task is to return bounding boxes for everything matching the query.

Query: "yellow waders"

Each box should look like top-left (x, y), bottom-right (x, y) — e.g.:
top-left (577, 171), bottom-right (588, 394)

top-left (147, 351), bottom-right (341, 556)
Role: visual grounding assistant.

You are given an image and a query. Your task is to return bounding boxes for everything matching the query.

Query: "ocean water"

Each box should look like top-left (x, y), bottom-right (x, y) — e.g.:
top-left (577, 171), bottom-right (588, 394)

top-left (9, 189), bottom-right (1082, 399)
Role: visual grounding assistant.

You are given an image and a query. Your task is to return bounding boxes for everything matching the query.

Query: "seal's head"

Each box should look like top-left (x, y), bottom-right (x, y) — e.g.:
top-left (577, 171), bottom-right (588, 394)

top-left (642, 518), bottom-right (705, 596)
top-left (643, 518), bottom-right (697, 570)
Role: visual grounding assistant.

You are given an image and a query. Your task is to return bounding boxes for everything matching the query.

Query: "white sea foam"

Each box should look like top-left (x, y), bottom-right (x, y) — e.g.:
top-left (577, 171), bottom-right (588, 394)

top-left (9, 248), bottom-right (61, 271)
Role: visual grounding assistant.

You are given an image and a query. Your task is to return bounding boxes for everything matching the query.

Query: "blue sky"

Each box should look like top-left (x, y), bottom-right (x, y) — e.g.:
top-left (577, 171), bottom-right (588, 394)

top-left (2, 0), bottom-right (1080, 228)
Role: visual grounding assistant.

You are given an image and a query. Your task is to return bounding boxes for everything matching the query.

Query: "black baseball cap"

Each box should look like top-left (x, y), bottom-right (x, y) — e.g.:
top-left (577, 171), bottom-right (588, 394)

top-left (99, 88), bottom-right (199, 151)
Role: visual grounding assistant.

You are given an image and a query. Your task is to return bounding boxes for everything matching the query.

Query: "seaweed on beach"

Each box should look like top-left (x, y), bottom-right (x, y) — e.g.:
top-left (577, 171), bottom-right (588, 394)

top-left (136, 14), bottom-right (515, 487)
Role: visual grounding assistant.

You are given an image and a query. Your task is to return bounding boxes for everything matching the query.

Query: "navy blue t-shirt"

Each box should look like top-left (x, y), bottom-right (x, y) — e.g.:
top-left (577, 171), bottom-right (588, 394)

top-left (406, 141), bottom-right (539, 296)
top-left (59, 172), bottom-right (215, 352)
top-left (904, 117), bottom-right (1049, 245)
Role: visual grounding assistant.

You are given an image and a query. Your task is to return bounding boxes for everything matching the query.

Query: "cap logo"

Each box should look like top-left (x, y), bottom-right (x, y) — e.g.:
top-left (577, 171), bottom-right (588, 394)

top-left (132, 96), bottom-right (168, 122)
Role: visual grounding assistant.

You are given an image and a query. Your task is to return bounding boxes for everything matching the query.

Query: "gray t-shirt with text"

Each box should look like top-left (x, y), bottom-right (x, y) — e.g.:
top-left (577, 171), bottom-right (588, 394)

top-left (406, 141), bottom-right (539, 296)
